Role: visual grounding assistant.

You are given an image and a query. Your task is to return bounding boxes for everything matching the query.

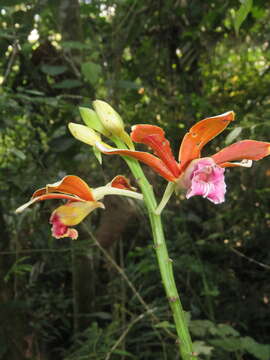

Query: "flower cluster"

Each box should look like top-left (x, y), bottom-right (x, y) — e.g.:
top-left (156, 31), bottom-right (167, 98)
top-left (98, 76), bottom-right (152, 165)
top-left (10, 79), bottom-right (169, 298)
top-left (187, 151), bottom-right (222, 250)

top-left (69, 105), bottom-right (270, 204)
top-left (16, 100), bottom-right (270, 240)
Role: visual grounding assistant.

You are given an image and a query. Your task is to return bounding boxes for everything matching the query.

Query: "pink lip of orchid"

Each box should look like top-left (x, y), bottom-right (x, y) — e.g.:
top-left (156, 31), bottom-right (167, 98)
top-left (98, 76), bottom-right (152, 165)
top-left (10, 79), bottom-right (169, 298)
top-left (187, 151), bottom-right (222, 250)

top-left (89, 111), bottom-right (270, 204)
top-left (15, 175), bottom-right (141, 240)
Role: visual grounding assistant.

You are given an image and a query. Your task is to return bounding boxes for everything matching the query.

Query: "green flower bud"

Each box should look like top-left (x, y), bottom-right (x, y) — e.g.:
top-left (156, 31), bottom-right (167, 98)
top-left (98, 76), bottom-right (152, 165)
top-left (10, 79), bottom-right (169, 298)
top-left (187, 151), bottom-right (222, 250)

top-left (68, 123), bottom-right (101, 146)
top-left (93, 100), bottom-right (134, 150)
top-left (93, 100), bottom-right (124, 136)
top-left (79, 107), bottom-right (110, 137)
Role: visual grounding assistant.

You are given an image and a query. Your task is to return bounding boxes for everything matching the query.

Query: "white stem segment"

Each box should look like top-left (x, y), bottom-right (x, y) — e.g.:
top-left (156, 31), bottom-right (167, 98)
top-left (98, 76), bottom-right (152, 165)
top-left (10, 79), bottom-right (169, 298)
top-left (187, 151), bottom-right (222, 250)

top-left (93, 186), bottom-right (143, 201)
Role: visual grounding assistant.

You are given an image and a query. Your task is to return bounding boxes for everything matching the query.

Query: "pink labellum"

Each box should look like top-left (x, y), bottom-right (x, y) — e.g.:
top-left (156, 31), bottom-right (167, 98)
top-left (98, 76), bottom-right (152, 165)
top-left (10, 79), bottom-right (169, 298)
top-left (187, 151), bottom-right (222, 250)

top-left (181, 158), bottom-right (226, 204)
top-left (50, 212), bottom-right (78, 240)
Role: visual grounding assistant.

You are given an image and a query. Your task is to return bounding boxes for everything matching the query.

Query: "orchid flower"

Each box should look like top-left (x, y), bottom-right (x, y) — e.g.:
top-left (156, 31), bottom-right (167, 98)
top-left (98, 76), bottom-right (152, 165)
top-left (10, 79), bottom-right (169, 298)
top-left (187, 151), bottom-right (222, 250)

top-left (69, 111), bottom-right (270, 207)
top-left (16, 175), bottom-right (142, 240)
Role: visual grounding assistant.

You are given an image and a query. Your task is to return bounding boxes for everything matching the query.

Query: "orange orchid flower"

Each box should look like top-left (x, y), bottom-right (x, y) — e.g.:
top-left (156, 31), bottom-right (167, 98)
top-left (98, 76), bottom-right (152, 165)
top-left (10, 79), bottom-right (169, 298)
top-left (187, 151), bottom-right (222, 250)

top-left (16, 175), bottom-right (142, 239)
top-left (92, 111), bottom-right (270, 204)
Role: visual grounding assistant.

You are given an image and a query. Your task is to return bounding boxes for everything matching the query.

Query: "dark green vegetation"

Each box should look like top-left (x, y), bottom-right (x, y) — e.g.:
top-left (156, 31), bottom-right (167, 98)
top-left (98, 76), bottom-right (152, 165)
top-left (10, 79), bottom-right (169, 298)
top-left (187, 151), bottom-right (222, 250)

top-left (1, 0), bottom-right (270, 359)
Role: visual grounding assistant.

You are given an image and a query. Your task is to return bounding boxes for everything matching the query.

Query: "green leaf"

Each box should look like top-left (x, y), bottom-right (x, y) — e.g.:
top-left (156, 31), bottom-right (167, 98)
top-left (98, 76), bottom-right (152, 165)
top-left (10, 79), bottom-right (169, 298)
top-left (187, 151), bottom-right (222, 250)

top-left (52, 79), bottom-right (83, 89)
top-left (61, 41), bottom-right (91, 50)
top-left (106, 79), bottom-right (141, 89)
top-left (9, 148), bottom-right (26, 160)
top-left (210, 337), bottom-right (242, 352)
top-left (225, 127), bottom-right (242, 145)
top-left (190, 320), bottom-right (216, 337)
top-left (211, 324), bottom-right (240, 338)
top-left (1, 0), bottom-right (30, 5)
top-left (4, 257), bottom-right (31, 282)
top-left (154, 320), bottom-right (175, 329)
top-left (234, 0), bottom-right (253, 35)
top-left (193, 341), bottom-right (213, 356)
top-left (112, 349), bottom-right (136, 358)
top-left (93, 146), bottom-right (102, 165)
top-left (81, 61), bottom-right (101, 85)
top-left (88, 311), bottom-right (112, 320)
top-left (242, 336), bottom-right (270, 360)
top-left (41, 64), bottom-right (68, 76)
top-left (79, 107), bottom-right (109, 136)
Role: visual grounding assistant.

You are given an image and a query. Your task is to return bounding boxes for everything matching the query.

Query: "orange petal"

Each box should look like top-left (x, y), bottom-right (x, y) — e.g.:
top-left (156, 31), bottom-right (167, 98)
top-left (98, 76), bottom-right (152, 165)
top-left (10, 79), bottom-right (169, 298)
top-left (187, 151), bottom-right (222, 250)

top-left (212, 140), bottom-right (270, 165)
top-left (95, 142), bottom-right (176, 182)
top-left (53, 201), bottom-right (104, 226)
top-left (15, 193), bottom-right (81, 213)
top-left (131, 125), bottom-right (180, 178)
top-left (110, 175), bottom-right (136, 190)
top-left (32, 175), bottom-right (94, 201)
top-left (179, 111), bottom-right (235, 172)
top-left (219, 160), bottom-right (253, 168)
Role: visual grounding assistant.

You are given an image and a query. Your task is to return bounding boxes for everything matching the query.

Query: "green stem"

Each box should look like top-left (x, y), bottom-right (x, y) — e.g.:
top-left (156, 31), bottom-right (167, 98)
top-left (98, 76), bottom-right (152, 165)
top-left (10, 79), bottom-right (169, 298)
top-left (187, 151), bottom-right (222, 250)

top-left (155, 182), bottom-right (176, 215)
top-left (113, 139), bottom-right (196, 360)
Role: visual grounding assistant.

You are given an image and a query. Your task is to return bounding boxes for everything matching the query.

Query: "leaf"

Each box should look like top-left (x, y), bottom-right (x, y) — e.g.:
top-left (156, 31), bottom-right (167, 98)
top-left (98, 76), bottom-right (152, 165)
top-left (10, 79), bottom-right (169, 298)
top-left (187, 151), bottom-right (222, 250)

top-left (22, 89), bottom-right (45, 96)
top-left (9, 148), bottom-right (26, 160)
top-left (106, 79), bottom-right (141, 89)
top-left (241, 336), bottom-right (270, 360)
top-left (210, 337), bottom-right (242, 352)
top-left (1, 0), bottom-right (29, 5)
top-left (112, 349), bottom-right (136, 358)
top-left (93, 146), bottom-right (102, 164)
top-left (41, 64), bottom-right (68, 76)
top-left (52, 79), bottom-right (83, 89)
top-left (234, 0), bottom-right (253, 35)
top-left (210, 324), bottom-right (240, 337)
top-left (225, 127), bottom-right (242, 145)
top-left (61, 41), bottom-right (91, 50)
top-left (154, 321), bottom-right (175, 329)
top-left (81, 62), bottom-right (101, 85)
top-left (193, 341), bottom-right (213, 356)
top-left (88, 312), bottom-right (112, 320)
top-left (4, 257), bottom-right (31, 282)
top-left (190, 320), bottom-right (216, 337)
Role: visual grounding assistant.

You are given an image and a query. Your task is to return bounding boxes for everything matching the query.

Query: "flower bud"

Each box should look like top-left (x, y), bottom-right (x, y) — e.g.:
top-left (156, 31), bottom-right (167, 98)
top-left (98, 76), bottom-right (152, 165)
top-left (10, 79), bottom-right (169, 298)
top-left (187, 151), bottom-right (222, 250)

top-left (68, 123), bottom-right (101, 146)
top-left (93, 100), bottom-right (124, 137)
top-left (79, 107), bottom-right (110, 137)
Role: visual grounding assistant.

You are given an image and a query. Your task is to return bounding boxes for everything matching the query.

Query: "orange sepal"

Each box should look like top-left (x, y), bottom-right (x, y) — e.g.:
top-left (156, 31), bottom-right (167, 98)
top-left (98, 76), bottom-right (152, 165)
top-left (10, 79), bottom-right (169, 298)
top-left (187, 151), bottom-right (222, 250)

top-left (32, 175), bottom-right (94, 201)
top-left (95, 142), bottom-right (176, 182)
top-left (179, 111), bottom-right (235, 172)
top-left (212, 140), bottom-right (270, 165)
top-left (110, 175), bottom-right (136, 191)
top-left (131, 125), bottom-right (180, 177)
top-left (15, 193), bottom-right (82, 213)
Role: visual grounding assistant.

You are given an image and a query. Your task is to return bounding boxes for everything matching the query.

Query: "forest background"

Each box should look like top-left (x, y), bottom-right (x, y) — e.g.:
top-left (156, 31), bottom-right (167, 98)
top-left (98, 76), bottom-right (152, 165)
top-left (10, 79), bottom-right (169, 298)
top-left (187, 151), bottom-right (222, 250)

top-left (0, 0), bottom-right (270, 359)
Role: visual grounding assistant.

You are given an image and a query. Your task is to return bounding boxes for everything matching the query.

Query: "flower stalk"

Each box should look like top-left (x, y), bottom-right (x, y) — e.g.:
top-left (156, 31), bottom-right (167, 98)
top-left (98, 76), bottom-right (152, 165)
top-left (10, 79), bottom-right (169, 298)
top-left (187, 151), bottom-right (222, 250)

top-left (113, 138), bottom-right (196, 360)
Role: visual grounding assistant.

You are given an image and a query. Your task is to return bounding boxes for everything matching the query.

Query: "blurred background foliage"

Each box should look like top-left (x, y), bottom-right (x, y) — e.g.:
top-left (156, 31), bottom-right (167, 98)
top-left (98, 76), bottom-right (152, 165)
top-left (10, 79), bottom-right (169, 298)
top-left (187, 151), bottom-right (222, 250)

top-left (0, 0), bottom-right (270, 359)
